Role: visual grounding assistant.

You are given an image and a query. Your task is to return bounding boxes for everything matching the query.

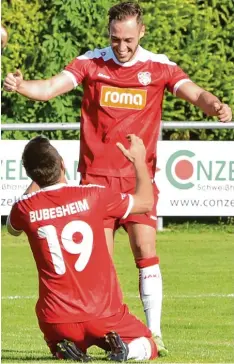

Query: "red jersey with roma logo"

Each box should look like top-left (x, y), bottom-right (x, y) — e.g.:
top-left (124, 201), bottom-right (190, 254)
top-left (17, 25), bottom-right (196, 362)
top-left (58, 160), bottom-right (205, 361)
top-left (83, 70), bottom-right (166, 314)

top-left (63, 46), bottom-right (191, 177)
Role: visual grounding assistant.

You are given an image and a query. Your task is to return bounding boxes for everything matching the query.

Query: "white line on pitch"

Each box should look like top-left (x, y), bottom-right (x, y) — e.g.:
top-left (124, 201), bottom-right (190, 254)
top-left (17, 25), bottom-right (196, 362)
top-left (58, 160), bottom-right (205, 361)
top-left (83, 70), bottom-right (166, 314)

top-left (2, 295), bottom-right (37, 300)
top-left (127, 293), bottom-right (234, 298)
top-left (2, 293), bottom-right (234, 300)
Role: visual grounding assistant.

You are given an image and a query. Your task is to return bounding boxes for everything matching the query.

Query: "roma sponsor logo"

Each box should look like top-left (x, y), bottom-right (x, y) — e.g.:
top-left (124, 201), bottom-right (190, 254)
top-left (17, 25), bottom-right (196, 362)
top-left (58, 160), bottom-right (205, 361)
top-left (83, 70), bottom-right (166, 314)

top-left (100, 86), bottom-right (147, 110)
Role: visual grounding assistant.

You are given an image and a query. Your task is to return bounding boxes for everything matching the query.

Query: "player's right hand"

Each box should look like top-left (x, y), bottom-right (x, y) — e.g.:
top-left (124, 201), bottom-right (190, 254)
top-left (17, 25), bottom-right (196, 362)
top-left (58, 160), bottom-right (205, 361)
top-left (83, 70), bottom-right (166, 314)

top-left (3, 69), bottom-right (23, 92)
top-left (116, 134), bottom-right (146, 164)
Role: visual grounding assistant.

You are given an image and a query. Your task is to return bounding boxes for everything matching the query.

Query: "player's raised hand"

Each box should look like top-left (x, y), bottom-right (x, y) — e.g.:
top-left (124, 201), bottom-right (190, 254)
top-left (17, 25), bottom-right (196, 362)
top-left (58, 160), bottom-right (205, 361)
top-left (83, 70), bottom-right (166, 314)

top-left (3, 69), bottom-right (23, 92)
top-left (1, 25), bottom-right (8, 49)
top-left (213, 102), bottom-right (232, 122)
top-left (116, 134), bottom-right (146, 164)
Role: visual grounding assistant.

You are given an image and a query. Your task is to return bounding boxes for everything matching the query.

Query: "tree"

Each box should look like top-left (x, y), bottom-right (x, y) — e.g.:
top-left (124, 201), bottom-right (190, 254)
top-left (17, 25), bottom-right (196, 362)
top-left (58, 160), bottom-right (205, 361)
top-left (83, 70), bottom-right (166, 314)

top-left (1, 0), bottom-right (233, 140)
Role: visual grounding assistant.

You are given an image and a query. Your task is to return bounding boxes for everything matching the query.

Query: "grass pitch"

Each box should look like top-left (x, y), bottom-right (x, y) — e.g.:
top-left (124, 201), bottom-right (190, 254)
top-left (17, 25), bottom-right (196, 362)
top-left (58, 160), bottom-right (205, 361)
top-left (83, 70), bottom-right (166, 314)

top-left (1, 223), bottom-right (234, 363)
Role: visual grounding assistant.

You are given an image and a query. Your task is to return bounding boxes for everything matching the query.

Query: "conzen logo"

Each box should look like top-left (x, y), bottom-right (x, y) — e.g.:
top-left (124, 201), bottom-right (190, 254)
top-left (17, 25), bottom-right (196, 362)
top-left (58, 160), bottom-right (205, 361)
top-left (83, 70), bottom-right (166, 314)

top-left (166, 150), bottom-right (195, 189)
top-left (166, 150), bottom-right (234, 189)
top-left (100, 86), bottom-right (147, 110)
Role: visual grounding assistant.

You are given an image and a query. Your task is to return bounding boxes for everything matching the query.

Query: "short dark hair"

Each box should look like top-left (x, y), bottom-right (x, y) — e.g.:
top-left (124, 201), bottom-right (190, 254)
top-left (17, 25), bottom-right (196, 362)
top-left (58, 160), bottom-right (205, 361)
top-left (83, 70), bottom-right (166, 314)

top-left (22, 136), bottom-right (62, 188)
top-left (108, 1), bottom-right (143, 27)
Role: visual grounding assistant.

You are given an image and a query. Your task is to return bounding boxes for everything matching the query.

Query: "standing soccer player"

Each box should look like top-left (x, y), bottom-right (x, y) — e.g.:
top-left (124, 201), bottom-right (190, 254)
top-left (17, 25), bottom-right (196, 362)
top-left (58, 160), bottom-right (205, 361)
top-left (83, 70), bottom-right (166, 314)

top-left (3, 1), bottom-right (232, 355)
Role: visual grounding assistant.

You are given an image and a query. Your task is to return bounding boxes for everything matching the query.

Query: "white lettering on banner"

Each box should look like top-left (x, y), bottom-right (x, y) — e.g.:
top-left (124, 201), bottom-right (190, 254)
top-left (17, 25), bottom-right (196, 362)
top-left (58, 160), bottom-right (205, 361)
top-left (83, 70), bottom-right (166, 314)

top-left (29, 199), bottom-right (89, 222)
top-left (1, 140), bottom-right (234, 216)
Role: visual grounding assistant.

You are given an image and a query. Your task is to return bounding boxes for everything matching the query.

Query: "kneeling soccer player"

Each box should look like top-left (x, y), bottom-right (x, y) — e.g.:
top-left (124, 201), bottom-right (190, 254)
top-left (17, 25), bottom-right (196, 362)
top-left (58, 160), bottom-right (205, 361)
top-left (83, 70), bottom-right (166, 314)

top-left (7, 135), bottom-right (158, 361)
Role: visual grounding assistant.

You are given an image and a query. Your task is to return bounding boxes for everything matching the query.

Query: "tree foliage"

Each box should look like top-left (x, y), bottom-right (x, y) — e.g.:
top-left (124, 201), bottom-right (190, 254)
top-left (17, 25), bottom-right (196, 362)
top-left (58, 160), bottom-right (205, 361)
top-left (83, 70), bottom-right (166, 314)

top-left (1, 0), bottom-right (234, 140)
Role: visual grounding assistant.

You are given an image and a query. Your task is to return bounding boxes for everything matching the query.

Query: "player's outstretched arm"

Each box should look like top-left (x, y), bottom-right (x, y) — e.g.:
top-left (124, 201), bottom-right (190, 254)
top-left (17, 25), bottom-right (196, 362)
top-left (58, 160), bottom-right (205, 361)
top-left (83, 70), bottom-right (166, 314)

top-left (176, 81), bottom-right (232, 122)
top-left (117, 134), bottom-right (154, 214)
top-left (3, 70), bottom-right (74, 101)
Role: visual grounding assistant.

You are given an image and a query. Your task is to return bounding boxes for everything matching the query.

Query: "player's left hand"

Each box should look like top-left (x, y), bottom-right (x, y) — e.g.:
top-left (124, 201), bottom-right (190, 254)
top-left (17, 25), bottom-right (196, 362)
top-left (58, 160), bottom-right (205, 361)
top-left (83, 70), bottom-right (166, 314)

top-left (213, 102), bottom-right (232, 122)
top-left (116, 134), bottom-right (146, 164)
top-left (1, 25), bottom-right (8, 49)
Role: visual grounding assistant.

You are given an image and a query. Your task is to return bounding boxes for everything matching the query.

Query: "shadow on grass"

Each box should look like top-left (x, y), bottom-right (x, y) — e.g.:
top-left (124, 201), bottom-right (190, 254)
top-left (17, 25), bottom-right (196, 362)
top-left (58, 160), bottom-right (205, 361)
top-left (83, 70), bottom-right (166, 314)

top-left (1, 350), bottom-right (109, 362)
top-left (1, 349), bottom-right (52, 361)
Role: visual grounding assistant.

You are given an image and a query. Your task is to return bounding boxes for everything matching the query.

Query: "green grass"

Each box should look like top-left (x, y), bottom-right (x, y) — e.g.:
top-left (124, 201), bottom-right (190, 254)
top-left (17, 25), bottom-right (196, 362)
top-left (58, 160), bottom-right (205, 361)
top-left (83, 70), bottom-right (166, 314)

top-left (2, 224), bottom-right (234, 363)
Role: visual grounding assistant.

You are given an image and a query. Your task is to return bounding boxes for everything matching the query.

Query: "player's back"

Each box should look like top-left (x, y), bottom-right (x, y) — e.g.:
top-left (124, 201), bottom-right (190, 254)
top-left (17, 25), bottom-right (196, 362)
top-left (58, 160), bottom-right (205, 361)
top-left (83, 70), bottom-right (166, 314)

top-left (13, 183), bottom-right (123, 323)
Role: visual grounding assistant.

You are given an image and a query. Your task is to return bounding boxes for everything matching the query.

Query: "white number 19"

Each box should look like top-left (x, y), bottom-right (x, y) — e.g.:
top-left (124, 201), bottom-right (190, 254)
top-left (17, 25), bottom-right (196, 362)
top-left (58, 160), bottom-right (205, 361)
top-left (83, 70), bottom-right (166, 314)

top-left (38, 221), bottom-right (93, 275)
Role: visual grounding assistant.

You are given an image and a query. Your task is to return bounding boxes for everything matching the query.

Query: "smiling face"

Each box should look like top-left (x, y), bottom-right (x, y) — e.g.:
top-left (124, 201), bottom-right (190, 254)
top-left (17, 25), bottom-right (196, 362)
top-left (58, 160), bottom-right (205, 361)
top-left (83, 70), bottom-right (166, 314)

top-left (109, 16), bottom-right (145, 63)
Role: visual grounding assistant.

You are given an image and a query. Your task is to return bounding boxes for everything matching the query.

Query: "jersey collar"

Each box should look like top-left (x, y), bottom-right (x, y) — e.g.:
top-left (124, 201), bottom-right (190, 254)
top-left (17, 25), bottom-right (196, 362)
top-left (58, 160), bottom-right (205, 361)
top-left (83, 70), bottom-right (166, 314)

top-left (41, 182), bottom-right (67, 192)
top-left (111, 45), bottom-right (143, 67)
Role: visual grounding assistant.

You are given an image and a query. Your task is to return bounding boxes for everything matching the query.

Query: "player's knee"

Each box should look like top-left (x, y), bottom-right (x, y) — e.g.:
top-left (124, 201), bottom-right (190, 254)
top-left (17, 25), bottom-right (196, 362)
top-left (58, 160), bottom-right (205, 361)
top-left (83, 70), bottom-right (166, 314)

top-left (133, 244), bottom-right (157, 260)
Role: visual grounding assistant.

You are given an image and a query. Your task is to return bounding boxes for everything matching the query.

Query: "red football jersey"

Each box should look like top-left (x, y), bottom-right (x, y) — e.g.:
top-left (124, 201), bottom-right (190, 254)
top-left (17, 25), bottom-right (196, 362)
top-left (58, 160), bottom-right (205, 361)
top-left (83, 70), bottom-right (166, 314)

top-left (7, 183), bottom-right (133, 323)
top-left (64, 46), bottom-right (191, 177)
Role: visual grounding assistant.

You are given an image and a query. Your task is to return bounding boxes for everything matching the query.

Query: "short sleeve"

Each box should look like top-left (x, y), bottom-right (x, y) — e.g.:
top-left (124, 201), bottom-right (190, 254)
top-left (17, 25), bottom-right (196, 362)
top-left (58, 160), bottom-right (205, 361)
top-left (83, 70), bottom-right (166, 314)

top-left (63, 52), bottom-right (93, 86)
top-left (101, 189), bottom-right (134, 220)
top-left (166, 64), bottom-right (192, 96)
top-left (6, 203), bottom-right (23, 236)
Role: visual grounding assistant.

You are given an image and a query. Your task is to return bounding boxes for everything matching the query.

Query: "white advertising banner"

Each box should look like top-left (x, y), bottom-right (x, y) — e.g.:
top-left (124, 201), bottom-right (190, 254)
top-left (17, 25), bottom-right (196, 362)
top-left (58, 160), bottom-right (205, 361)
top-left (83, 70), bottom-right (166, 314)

top-left (1, 140), bottom-right (80, 216)
top-left (1, 140), bottom-right (234, 216)
top-left (156, 141), bottom-right (234, 216)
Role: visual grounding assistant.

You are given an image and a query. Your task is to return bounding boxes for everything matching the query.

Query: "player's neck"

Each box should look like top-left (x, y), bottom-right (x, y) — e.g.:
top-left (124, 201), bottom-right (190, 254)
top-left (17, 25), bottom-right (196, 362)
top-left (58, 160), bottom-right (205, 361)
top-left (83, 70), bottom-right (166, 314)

top-left (112, 45), bottom-right (141, 65)
top-left (59, 174), bottom-right (67, 184)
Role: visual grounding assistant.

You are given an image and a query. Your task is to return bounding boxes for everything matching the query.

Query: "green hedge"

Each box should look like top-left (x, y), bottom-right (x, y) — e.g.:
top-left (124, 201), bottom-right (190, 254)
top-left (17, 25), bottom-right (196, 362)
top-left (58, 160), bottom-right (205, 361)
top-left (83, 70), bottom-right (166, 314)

top-left (1, 0), bottom-right (234, 140)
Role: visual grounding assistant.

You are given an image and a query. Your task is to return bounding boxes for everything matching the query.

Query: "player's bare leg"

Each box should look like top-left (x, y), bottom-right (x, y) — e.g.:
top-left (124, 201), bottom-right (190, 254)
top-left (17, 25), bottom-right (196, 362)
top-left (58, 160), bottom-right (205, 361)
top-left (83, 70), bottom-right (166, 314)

top-left (126, 222), bottom-right (168, 356)
top-left (104, 228), bottom-right (115, 256)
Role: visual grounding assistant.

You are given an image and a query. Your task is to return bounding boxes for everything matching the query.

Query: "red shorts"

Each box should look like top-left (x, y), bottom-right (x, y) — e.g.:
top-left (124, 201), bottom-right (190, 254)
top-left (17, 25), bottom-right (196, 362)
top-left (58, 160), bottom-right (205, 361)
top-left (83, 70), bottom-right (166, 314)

top-left (81, 174), bottom-right (159, 230)
top-left (39, 304), bottom-right (155, 356)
